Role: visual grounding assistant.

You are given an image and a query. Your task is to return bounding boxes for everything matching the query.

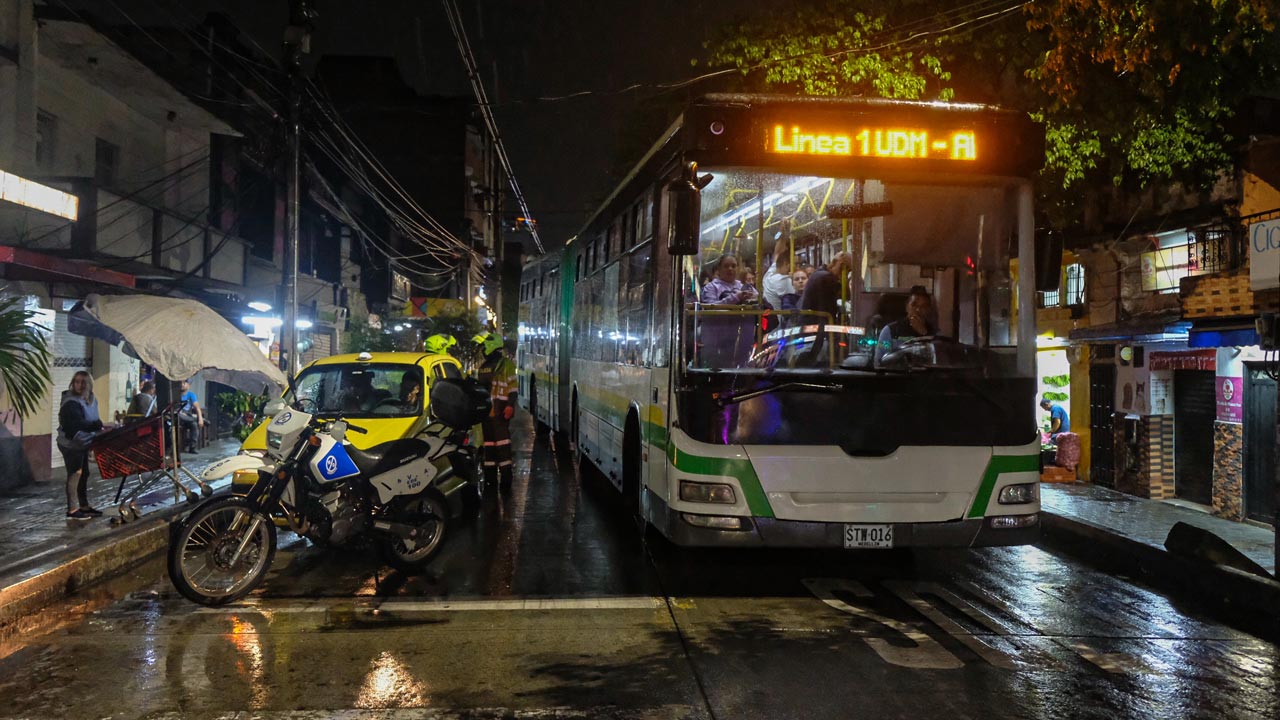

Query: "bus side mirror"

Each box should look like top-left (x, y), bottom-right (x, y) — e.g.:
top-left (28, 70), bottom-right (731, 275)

top-left (1035, 230), bottom-right (1063, 292)
top-left (668, 162), bottom-right (712, 257)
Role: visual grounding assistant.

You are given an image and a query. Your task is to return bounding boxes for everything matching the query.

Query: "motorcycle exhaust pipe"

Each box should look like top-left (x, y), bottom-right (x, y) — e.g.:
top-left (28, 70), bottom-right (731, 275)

top-left (372, 519), bottom-right (429, 541)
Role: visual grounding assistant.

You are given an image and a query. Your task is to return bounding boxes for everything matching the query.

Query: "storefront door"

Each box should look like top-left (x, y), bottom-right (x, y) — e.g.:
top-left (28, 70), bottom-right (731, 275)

top-left (1173, 369), bottom-right (1215, 505)
top-left (1089, 363), bottom-right (1116, 487)
top-left (1244, 367), bottom-right (1277, 524)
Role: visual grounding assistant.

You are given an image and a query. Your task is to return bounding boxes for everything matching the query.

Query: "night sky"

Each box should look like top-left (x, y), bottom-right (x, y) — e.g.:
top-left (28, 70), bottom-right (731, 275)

top-left (72, 0), bottom-right (775, 247)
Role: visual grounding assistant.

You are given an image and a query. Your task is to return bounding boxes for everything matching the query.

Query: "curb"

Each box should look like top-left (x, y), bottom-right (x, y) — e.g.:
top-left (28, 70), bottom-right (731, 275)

top-left (0, 505), bottom-right (187, 641)
top-left (1040, 510), bottom-right (1280, 638)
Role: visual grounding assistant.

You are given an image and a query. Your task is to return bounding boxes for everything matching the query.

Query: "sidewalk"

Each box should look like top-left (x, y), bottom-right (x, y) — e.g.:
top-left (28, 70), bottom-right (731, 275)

top-left (0, 438), bottom-right (241, 637)
top-left (1040, 482), bottom-right (1280, 635)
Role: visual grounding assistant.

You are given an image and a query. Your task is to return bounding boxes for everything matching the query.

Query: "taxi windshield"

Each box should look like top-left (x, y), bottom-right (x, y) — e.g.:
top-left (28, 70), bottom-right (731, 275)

top-left (286, 363), bottom-right (425, 418)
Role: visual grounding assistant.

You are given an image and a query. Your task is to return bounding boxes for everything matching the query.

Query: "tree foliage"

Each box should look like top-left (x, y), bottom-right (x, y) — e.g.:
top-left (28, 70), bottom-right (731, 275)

top-left (0, 294), bottom-right (52, 419)
top-left (701, 0), bottom-right (953, 101)
top-left (1025, 0), bottom-right (1279, 190)
top-left (701, 0), bottom-right (1280, 216)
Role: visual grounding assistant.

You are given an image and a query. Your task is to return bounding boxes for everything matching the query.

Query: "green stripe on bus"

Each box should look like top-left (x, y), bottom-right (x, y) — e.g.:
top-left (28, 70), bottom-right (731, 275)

top-left (967, 454), bottom-right (1040, 518)
top-left (666, 441), bottom-right (775, 519)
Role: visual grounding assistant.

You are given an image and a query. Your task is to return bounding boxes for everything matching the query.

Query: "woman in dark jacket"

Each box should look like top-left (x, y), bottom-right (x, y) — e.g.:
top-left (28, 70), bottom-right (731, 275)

top-left (58, 371), bottom-right (104, 520)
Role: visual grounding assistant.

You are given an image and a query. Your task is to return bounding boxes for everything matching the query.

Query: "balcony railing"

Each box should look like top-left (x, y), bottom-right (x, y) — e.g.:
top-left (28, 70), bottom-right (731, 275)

top-left (1, 180), bottom-right (248, 287)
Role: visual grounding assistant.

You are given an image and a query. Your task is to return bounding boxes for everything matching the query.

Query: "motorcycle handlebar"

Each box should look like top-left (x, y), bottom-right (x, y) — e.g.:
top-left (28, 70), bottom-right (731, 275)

top-left (345, 423), bottom-right (368, 435)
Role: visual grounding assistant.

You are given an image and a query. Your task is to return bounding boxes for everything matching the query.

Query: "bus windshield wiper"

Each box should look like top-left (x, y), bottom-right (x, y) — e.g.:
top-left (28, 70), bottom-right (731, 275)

top-left (718, 382), bottom-right (840, 406)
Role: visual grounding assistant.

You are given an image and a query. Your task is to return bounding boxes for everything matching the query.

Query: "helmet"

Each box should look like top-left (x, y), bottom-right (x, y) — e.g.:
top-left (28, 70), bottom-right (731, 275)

top-left (423, 333), bottom-right (457, 355)
top-left (472, 331), bottom-right (504, 356)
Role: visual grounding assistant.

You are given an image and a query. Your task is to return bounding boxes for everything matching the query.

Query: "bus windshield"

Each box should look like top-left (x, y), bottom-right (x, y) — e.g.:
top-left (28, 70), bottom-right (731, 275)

top-left (682, 169), bottom-right (1023, 378)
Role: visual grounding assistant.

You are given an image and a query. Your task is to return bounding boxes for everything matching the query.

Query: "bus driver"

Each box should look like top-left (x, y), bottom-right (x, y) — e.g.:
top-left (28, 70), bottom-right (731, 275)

top-left (876, 286), bottom-right (938, 362)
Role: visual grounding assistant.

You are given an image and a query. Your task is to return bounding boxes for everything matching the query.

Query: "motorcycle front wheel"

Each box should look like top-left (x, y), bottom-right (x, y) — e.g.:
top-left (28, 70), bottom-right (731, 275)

top-left (167, 496), bottom-right (277, 606)
top-left (378, 495), bottom-right (447, 575)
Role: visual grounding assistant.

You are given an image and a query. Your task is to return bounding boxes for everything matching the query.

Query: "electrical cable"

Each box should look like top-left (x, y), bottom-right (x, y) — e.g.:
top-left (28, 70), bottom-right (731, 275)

top-left (442, 0), bottom-right (544, 253)
top-left (303, 84), bottom-right (473, 256)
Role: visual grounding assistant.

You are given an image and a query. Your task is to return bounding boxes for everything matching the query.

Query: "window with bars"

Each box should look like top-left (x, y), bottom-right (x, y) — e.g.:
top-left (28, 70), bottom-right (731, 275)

top-left (1037, 288), bottom-right (1060, 309)
top-left (1064, 263), bottom-right (1085, 306)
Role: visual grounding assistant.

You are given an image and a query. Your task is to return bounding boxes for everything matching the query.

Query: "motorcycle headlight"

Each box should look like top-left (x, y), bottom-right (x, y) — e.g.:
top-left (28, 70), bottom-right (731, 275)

top-left (267, 432), bottom-right (282, 450)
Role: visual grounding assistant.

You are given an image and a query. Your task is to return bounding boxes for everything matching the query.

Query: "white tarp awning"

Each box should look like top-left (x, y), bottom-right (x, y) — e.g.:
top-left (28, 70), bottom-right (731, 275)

top-left (69, 293), bottom-right (287, 394)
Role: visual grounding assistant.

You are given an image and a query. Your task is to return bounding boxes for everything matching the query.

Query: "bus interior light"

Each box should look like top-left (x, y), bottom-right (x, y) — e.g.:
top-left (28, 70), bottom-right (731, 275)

top-left (988, 514), bottom-right (1039, 529)
top-left (681, 513), bottom-right (747, 530)
top-left (998, 483), bottom-right (1037, 505)
top-left (679, 480), bottom-right (737, 504)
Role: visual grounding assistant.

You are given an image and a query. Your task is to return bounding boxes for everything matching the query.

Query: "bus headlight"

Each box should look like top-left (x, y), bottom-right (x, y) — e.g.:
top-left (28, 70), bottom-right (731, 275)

top-left (679, 480), bottom-right (737, 504)
top-left (998, 483), bottom-right (1037, 505)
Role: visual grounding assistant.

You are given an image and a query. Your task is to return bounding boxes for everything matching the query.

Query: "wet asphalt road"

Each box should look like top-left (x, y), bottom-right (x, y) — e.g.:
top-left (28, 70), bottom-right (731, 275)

top-left (1, 413), bottom-right (1277, 719)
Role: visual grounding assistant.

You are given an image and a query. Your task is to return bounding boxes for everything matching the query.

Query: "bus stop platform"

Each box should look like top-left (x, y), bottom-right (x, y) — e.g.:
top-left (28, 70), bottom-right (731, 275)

top-left (1040, 482), bottom-right (1280, 635)
top-left (0, 438), bottom-right (240, 640)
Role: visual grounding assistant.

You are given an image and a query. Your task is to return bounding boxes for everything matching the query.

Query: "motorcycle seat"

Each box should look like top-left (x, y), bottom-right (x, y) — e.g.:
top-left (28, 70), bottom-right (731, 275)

top-left (346, 438), bottom-right (433, 478)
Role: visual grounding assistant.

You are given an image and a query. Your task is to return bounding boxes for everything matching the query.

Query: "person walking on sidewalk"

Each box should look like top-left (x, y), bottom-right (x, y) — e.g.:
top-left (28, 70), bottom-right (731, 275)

top-left (473, 332), bottom-right (517, 488)
top-left (57, 371), bottom-right (105, 521)
top-left (177, 380), bottom-right (205, 454)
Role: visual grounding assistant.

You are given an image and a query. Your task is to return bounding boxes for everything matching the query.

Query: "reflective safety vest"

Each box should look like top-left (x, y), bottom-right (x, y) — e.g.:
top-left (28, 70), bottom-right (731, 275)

top-left (478, 356), bottom-right (516, 417)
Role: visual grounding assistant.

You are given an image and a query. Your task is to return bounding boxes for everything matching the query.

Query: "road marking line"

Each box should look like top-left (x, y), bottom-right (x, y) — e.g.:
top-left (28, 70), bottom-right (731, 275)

top-left (194, 596), bottom-right (670, 614)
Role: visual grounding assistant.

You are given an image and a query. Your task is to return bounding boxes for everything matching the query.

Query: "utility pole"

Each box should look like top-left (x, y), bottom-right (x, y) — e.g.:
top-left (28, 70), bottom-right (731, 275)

top-left (282, 1), bottom-right (314, 373)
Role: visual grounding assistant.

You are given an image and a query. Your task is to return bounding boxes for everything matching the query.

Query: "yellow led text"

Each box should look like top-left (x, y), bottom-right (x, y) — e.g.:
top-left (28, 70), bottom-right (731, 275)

top-left (769, 125), bottom-right (977, 161)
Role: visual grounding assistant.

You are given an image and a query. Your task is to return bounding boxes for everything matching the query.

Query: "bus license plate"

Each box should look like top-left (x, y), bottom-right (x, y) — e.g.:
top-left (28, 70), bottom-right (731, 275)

top-left (844, 524), bottom-right (894, 549)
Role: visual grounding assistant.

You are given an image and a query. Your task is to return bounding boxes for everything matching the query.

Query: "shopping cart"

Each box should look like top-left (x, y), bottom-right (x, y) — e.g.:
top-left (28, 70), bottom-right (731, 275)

top-left (92, 404), bottom-right (212, 523)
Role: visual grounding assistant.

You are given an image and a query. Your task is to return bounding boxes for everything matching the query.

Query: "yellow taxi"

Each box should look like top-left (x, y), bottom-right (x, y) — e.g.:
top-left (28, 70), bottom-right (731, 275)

top-left (231, 350), bottom-right (466, 493)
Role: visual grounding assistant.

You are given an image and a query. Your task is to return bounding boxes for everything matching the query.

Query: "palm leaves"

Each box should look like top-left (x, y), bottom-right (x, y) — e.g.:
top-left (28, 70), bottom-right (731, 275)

top-left (0, 294), bottom-right (52, 418)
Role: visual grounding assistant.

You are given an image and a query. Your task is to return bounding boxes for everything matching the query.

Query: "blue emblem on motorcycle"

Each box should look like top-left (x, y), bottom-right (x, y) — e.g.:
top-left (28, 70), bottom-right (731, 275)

top-left (316, 443), bottom-right (359, 481)
top-left (275, 412), bottom-right (293, 425)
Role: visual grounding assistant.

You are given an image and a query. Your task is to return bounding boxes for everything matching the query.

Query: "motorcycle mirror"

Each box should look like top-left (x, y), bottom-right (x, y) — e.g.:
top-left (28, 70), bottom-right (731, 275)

top-left (329, 420), bottom-right (348, 443)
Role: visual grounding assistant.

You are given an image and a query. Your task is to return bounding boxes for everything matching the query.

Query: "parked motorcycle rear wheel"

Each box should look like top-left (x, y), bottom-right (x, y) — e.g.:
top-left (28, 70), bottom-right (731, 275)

top-left (378, 495), bottom-right (448, 575)
top-left (167, 496), bottom-right (277, 606)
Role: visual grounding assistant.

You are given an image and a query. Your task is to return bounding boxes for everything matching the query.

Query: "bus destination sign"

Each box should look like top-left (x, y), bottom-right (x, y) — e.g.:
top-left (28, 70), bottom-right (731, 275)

top-left (767, 124), bottom-right (977, 161)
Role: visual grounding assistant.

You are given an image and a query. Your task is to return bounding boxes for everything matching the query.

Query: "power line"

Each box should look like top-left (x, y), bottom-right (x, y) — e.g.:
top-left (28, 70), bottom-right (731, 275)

top-left (441, 0), bottom-right (544, 254)
top-left (478, 0), bottom-right (1027, 108)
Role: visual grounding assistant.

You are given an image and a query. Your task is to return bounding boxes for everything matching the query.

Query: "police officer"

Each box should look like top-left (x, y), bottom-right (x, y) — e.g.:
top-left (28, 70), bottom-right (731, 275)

top-left (422, 333), bottom-right (457, 356)
top-left (472, 332), bottom-right (516, 486)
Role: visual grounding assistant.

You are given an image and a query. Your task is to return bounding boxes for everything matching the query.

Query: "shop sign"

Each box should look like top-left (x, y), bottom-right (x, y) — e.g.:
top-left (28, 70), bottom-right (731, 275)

top-left (0, 169), bottom-right (78, 220)
top-left (1216, 375), bottom-right (1243, 423)
top-left (1149, 349), bottom-right (1216, 371)
top-left (390, 270), bottom-right (412, 303)
top-left (404, 297), bottom-right (466, 318)
top-left (1249, 218), bottom-right (1280, 291)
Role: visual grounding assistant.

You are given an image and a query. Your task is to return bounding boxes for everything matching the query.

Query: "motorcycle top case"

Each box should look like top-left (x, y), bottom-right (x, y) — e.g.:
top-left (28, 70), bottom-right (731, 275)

top-left (310, 438), bottom-right (361, 485)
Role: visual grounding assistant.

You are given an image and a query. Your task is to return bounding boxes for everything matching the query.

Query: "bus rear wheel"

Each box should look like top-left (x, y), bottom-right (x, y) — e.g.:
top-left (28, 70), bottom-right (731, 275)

top-left (623, 415), bottom-right (644, 531)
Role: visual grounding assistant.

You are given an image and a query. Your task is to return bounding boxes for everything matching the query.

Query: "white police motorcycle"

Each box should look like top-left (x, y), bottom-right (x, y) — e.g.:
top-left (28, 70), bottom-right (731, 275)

top-left (166, 378), bottom-right (489, 606)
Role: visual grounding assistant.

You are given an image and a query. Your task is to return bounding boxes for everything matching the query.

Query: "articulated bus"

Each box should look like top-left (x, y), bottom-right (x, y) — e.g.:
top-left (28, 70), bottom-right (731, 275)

top-left (517, 94), bottom-right (1047, 549)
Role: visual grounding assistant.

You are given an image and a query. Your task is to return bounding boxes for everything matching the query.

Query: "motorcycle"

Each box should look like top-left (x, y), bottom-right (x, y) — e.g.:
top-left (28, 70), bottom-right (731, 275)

top-left (166, 378), bottom-right (489, 606)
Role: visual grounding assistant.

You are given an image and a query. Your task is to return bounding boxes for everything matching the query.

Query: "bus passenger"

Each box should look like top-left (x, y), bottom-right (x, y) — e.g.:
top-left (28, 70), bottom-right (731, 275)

top-left (799, 252), bottom-right (853, 320)
top-left (780, 269), bottom-right (807, 310)
top-left (700, 254), bottom-right (758, 305)
top-left (761, 242), bottom-right (794, 309)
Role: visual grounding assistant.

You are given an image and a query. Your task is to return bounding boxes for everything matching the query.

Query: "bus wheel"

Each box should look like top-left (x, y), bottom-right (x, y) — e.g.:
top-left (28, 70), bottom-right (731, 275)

top-left (623, 415), bottom-right (644, 530)
top-left (530, 376), bottom-right (549, 437)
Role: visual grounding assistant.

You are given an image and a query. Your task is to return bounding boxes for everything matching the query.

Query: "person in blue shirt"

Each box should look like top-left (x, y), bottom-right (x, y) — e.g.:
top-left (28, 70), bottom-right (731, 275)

top-left (178, 380), bottom-right (205, 454)
top-left (1040, 396), bottom-right (1070, 441)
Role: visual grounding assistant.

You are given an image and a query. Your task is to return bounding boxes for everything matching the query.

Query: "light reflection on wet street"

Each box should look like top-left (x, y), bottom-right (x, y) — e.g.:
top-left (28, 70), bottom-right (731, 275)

top-left (0, 414), bottom-right (1276, 719)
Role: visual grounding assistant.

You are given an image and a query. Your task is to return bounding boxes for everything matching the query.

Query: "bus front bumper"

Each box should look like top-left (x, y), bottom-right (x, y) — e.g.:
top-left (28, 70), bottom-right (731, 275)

top-left (650, 495), bottom-right (1040, 549)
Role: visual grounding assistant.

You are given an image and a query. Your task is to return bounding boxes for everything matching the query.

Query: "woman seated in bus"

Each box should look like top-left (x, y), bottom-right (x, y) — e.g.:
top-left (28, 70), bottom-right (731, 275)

top-left (700, 254), bottom-right (758, 305)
